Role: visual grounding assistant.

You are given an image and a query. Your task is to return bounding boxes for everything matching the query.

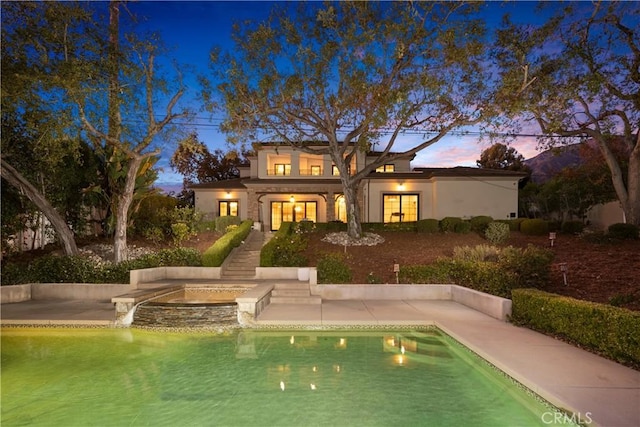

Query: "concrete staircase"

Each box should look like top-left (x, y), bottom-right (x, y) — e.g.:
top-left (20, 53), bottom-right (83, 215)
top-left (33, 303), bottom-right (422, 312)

top-left (221, 230), bottom-right (265, 279)
top-left (270, 282), bottom-right (322, 305)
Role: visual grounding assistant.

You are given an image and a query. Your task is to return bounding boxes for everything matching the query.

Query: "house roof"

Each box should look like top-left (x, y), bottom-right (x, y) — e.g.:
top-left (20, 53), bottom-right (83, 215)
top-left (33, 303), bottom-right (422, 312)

top-left (413, 167), bottom-right (529, 178)
top-left (189, 178), bottom-right (247, 190)
top-left (188, 167), bottom-right (526, 190)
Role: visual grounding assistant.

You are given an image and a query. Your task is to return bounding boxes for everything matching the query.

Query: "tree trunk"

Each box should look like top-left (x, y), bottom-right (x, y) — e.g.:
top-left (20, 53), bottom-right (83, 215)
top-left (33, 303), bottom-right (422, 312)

top-left (624, 140), bottom-right (640, 226)
top-left (112, 156), bottom-right (143, 263)
top-left (1, 158), bottom-right (79, 255)
top-left (342, 178), bottom-right (363, 239)
top-left (597, 135), bottom-right (640, 226)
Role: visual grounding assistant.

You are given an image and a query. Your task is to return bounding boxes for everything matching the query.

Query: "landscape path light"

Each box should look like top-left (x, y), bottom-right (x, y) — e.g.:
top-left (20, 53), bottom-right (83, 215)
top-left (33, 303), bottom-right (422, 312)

top-left (559, 262), bottom-right (568, 285)
top-left (549, 232), bottom-right (557, 247)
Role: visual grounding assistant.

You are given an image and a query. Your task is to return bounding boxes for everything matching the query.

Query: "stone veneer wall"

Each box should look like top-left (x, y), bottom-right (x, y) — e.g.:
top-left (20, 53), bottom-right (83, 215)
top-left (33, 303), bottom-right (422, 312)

top-left (132, 303), bottom-right (238, 328)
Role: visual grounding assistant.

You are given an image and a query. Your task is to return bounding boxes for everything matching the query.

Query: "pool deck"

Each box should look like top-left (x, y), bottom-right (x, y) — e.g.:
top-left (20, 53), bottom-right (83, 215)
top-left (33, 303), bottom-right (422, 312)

top-left (2, 298), bottom-right (638, 427)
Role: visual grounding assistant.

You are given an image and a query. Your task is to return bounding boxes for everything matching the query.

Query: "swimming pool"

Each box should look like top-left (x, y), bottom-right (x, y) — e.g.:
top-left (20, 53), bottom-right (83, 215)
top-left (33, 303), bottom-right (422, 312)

top-left (1, 327), bottom-right (574, 426)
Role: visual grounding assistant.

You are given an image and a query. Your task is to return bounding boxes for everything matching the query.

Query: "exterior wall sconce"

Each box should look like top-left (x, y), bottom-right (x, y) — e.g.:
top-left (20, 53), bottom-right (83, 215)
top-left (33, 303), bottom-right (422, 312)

top-left (225, 191), bottom-right (232, 199)
top-left (290, 195), bottom-right (295, 204)
top-left (397, 182), bottom-right (405, 191)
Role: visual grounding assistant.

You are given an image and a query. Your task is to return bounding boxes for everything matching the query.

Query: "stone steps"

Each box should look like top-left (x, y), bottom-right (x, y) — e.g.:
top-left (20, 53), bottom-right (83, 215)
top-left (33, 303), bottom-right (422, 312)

top-left (221, 231), bottom-right (264, 279)
top-left (269, 282), bottom-right (321, 305)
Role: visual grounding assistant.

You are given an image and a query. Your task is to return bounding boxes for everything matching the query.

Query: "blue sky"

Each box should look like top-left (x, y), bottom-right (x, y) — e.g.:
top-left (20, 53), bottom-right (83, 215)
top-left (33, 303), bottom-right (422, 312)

top-left (123, 1), bottom-right (560, 187)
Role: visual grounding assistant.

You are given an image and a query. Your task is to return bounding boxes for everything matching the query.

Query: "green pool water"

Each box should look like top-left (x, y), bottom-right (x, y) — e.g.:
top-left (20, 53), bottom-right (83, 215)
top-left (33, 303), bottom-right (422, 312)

top-left (1, 327), bottom-right (572, 426)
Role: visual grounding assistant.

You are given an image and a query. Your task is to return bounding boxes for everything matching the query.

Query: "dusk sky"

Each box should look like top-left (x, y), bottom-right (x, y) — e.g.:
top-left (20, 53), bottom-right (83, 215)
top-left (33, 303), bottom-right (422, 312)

top-left (121, 1), bottom-right (564, 187)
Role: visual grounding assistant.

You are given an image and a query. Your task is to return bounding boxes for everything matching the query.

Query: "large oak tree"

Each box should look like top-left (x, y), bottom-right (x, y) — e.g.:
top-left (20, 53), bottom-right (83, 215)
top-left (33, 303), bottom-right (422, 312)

top-left (208, 2), bottom-right (497, 238)
top-left (495, 1), bottom-right (640, 225)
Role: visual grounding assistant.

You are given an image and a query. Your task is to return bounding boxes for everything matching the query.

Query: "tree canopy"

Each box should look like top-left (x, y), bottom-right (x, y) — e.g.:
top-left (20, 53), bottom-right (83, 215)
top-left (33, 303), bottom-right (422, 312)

top-left (494, 1), bottom-right (640, 225)
top-left (477, 143), bottom-right (531, 173)
top-left (208, 1), bottom-right (498, 237)
top-left (1, 1), bottom-right (190, 261)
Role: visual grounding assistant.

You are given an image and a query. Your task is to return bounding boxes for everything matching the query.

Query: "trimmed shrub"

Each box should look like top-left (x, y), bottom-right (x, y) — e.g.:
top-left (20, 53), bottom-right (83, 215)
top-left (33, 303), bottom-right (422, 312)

top-left (512, 289), bottom-right (640, 368)
top-left (440, 217), bottom-right (462, 232)
top-left (520, 218), bottom-right (549, 236)
top-left (202, 220), bottom-right (253, 267)
top-left (608, 223), bottom-right (639, 240)
top-left (508, 218), bottom-right (526, 231)
top-left (454, 221), bottom-right (471, 234)
top-left (417, 219), bottom-right (440, 233)
top-left (485, 222), bottom-right (510, 244)
top-left (469, 216), bottom-right (493, 234)
top-left (561, 220), bottom-right (585, 235)
top-left (214, 215), bottom-right (242, 233)
top-left (399, 262), bottom-right (453, 284)
top-left (317, 253), bottom-right (352, 284)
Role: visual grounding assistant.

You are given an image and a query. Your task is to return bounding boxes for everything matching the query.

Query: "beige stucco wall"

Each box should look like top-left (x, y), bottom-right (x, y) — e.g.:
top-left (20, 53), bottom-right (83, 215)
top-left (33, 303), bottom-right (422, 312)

top-left (194, 189), bottom-right (249, 220)
top-left (364, 179), bottom-right (432, 223)
top-left (586, 201), bottom-right (625, 230)
top-left (432, 177), bottom-right (519, 220)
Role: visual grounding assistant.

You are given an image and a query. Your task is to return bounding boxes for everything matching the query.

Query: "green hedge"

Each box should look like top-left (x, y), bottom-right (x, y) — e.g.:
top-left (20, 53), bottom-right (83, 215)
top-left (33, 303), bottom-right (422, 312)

top-left (520, 218), bottom-right (549, 236)
top-left (608, 223), bottom-right (639, 240)
top-left (400, 244), bottom-right (553, 298)
top-left (512, 289), bottom-right (640, 368)
top-left (440, 217), bottom-right (462, 232)
top-left (202, 220), bottom-right (253, 267)
top-left (417, 219), bottom-right (440, 233)
top-left (260, 222), bottom-right (308, 267)
top-left (0, 248), bottom-right (202, 285)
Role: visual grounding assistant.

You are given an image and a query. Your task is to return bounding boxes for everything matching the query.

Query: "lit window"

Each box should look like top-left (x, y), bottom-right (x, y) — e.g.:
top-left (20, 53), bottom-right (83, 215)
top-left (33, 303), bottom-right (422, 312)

top-left (383, 194), bottom-right (418, 222)
top-left (219, 201), bottom-right (239, 217)
top-left (274, 164), bottom-right (291, 176)
top-left (376, 164), bottom-right (395, 172)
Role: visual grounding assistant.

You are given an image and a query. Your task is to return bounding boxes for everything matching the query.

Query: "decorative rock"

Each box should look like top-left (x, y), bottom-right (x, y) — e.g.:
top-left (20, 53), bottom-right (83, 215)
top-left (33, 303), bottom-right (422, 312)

top-left (321, 232), bottom-right (385, 247)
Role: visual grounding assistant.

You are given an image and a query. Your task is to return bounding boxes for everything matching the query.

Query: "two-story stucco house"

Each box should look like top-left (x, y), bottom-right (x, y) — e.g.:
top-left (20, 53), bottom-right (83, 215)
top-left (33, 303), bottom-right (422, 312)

top-left (190, 143), bottom-right (526, 231)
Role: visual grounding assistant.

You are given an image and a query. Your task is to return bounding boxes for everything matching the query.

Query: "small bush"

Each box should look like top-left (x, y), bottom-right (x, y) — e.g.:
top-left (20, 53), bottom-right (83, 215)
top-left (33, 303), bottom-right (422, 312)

top-left (508, 218), bottom-right (526, 231)
top-left (171, 223), bottom-right (191, 246)
top-left (453, 244), bottom-right (500, 262)
top-left (295, 220), bottom-right (315, 234)
top-left (317, 253), bottom-right (352, 284)
top-left (520, 218), bottom-right (549, 236)
top-left (454, 221), bottom-right (471, 234)
top-left (260, 222), bottom-right (308, 267)
top-left (512, 289), bottom-right (640, 368)
top-left (608, 223), bottom-right (639, 240)
top-left (417, 219), bottom-right (440, 233)
top-left (485, 222), bottom-right (510, 244)
top-left (214, 215), bottom-right (242, 233)
top-left (366, 272), bottom-right (383, 284)
top-left (470, 216), bottom-right (493, 233)
top-left (499, 245), bottom-right (554, 289)
top-left (440, 217), bottom-right (462, 232)
top-left (561, 220), bottom-right (585, 235)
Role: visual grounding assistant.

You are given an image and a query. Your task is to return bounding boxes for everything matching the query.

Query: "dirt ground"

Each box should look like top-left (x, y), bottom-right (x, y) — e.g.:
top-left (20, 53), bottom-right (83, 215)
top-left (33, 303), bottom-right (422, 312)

top-left (302, 231), bottom-right (640, 312)
top-left (4, 229), bottom-right (639, 311)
